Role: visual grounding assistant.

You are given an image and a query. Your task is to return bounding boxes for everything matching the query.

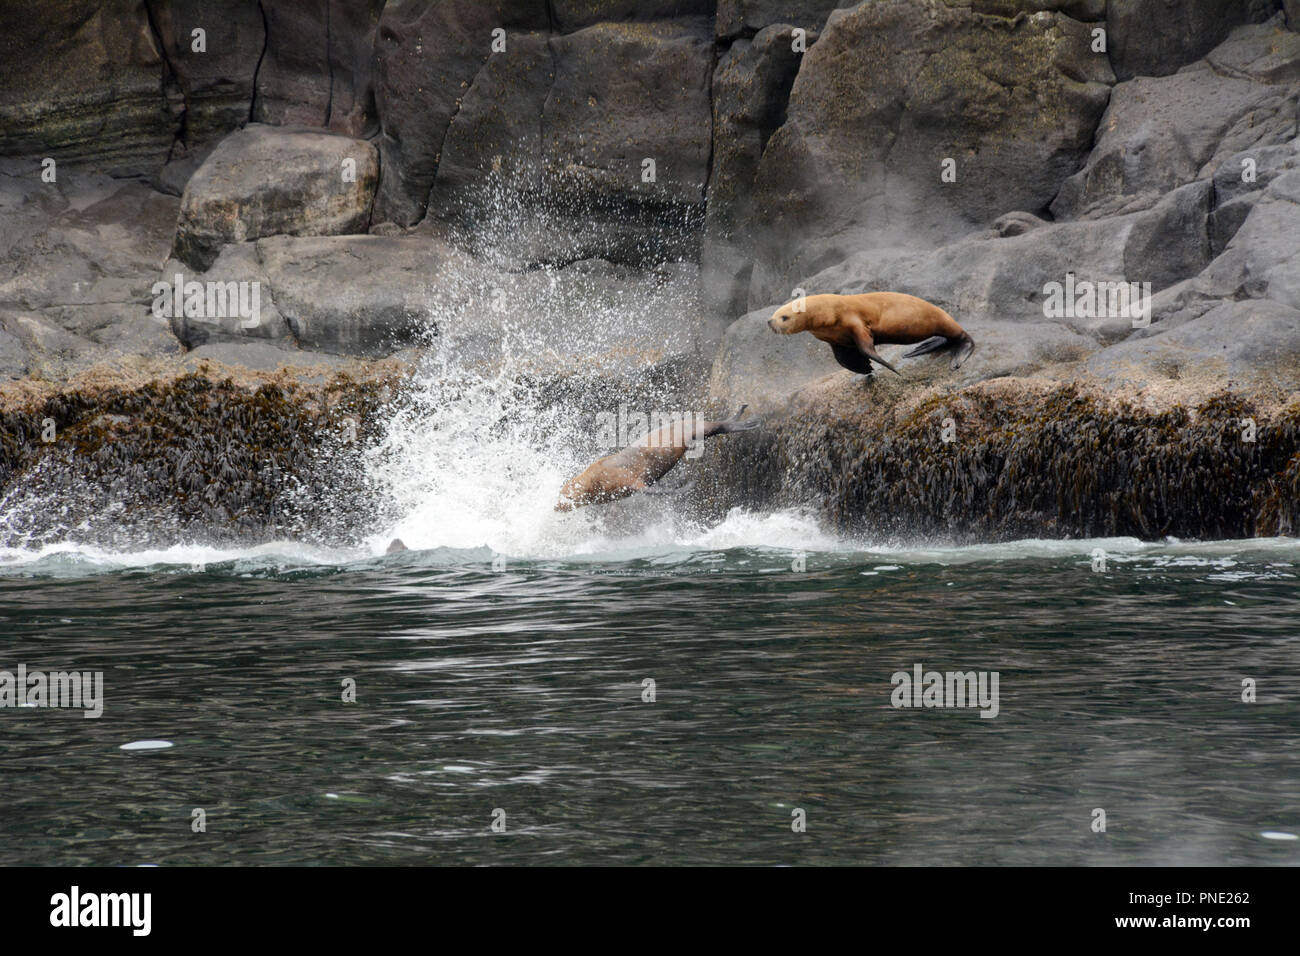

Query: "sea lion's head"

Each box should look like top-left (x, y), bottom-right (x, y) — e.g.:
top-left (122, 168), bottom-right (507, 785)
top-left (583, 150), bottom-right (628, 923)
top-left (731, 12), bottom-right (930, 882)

top-left (768, 300), bottom-right (809, 334)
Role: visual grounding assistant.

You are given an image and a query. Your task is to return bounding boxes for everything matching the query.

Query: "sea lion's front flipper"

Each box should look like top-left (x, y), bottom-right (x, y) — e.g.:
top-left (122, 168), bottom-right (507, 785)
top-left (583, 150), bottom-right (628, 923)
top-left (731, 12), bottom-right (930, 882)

top-left (850, 327), bottom-right (901, 376)
top-left (902, 335), bottom-right (949, 358)
top-left (831, 343), bottom-right (875, 375)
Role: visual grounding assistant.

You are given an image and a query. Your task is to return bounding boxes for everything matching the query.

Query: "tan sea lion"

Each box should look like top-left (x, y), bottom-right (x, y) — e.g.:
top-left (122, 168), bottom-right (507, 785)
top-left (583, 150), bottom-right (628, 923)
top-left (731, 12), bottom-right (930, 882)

top-left (768, 292), bottom-right (974, 374)
top-left (555, 406), bottom-right (760, 511)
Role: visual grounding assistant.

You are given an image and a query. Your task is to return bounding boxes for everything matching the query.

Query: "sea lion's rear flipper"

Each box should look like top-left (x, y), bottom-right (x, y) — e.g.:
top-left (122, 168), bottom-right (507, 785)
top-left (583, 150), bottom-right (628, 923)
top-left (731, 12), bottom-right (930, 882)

top-left (710, 404), bottom-right (762, 435)
top-left (902, 335), bottom-right (949, 358)
top-left (951, 335), bottom-right (975, 369)
top-left (832, 343), bottom-right (875, 374)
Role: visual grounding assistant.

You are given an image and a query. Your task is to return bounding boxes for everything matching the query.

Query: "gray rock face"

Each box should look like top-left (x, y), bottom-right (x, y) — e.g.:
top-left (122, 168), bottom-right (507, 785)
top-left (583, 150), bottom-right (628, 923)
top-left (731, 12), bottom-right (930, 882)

top-left (256, 235), bottom-right (447, 357)
top-left (0, 1), bottom-right (173, 176)
top-left (146, 0), bottom-right (265, 147)
top-left (172, 125), bottom-right (379, 270)
top-left (1107, 0), bottom-right (1277, 79)
top-left (0, 317), bottom-right (28, 380)
top-left (164, 231), bottom-right (714, 372)
top-left (552, 1), bottom-right (714, 31)
top-left (1173, 169), bottom-right (1300, 314)
top-left (425, 19), bottom-right (713, 268)
top-left (0, 0), bottom-right (1296, 407)
top-left (705, 306), bottom-right (841, 412)
top-left (1052, 20), bottom-right (1300, 220)
top-left (253, 0), bottom-right (387, 137)
top-left (372, 0), bottom-right (549, 227)
top-left (1085, 298), bottom-right (1300, 388)
top-left (737, 0), bottom-right (1114, 308)
top-left (715, 1), bottom-right (843, 38)
top-left (0, 163), bottom-right (182, 376)
top-left (166, 234), bottom-right (450, 356)
top-left (703, 24), bottom-right (806, 316)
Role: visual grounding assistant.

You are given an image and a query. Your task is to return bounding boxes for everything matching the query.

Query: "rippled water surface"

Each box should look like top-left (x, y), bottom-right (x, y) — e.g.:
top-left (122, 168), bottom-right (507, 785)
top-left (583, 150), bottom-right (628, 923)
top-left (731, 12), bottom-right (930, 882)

top-left (3, 532), bottom-right (1298, 865)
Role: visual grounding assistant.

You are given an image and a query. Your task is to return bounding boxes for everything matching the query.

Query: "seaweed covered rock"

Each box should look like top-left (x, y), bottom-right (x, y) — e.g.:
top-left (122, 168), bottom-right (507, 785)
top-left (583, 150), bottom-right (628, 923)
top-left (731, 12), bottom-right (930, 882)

top-left (694, 377), bottom-right (1300, 541)
top-left (0, 371), bottom-right (398, 550)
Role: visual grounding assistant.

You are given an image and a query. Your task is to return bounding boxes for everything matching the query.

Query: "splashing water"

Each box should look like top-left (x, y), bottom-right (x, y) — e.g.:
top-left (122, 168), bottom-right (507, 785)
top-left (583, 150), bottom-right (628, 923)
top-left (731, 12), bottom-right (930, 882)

top-left (360, 295), bottom-right (836, 560)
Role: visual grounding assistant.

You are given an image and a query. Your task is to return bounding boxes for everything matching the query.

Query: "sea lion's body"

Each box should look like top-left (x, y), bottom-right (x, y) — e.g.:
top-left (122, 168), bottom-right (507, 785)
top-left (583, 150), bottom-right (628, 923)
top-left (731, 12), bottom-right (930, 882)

top-left (556, 407), bottom-right (759, 511)
top-left (768, 292), bottom-right (974, 374)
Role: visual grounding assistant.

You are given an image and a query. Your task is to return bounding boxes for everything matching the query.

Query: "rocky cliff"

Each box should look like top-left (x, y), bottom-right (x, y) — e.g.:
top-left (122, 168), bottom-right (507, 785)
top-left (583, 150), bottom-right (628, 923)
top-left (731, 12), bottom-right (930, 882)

top-left (1, 1), bottom-right (1298, 543)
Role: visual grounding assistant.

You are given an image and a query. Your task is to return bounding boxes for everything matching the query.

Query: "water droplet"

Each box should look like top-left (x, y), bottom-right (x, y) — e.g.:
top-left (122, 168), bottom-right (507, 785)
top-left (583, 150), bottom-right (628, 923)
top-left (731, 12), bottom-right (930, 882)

top-left (1260, 831), bottom-right (1298, 841)
top-left (120, 740), bottom-right (174, 751)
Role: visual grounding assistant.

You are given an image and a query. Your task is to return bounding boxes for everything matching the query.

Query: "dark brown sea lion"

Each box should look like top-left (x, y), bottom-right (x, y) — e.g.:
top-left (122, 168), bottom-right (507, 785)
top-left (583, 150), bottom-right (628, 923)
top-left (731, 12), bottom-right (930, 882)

top-left (768, 292), bottom-right (974, 374)
top-left (555, 406), bottom-right (760, 511)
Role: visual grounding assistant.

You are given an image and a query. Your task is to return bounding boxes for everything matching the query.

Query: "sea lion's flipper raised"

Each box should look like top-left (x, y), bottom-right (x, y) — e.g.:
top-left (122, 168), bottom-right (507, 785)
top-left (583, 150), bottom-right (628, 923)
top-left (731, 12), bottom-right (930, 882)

top-left (831, 343), bottom-right (875, 374)
top-left (902, 335), bottom-right (949, 358)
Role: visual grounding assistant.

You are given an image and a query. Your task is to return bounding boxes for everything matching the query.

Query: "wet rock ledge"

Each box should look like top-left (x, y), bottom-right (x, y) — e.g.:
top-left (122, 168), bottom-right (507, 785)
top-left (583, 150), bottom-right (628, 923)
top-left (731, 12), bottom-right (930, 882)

top-left (0, 365), bottom-right (403, 551)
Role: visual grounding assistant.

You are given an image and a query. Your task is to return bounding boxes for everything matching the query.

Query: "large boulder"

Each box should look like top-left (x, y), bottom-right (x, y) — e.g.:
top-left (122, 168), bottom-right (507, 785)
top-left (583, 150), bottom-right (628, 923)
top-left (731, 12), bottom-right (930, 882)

top-left (171, 124), bottom-right (379, 270)
top-left (738, 0), bottom-right (1114, 308)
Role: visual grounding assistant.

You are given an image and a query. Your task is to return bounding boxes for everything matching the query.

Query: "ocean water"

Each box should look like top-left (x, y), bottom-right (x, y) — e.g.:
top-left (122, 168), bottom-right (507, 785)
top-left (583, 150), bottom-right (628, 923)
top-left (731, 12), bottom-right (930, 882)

top-left (2, 524), bottom-right (1298, 866)
top-left (2, 318), bottom-right (1298, 866)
